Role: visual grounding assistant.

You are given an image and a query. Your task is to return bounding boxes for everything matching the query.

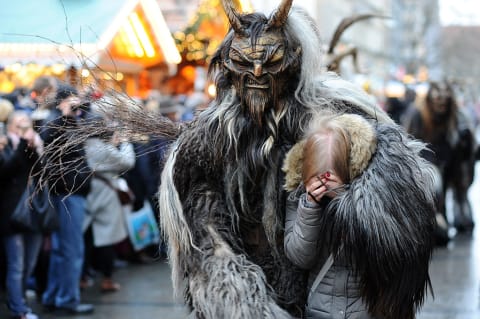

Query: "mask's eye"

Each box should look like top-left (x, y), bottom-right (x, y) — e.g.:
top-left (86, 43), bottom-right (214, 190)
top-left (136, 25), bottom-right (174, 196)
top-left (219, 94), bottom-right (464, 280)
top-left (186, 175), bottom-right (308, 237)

top-left (264, 45), bottom-right (284, 68)
top-left (233, 59), bottom-right (251, 68)
top-left (264, 59), bottom-right (281, 68)
top-left (229, 51), bottom-right (251, 68)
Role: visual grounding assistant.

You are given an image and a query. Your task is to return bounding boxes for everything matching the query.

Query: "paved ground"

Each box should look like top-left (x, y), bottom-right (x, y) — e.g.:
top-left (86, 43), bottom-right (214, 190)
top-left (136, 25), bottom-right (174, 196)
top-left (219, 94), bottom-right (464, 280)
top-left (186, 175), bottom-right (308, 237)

top-left (35, 260), bottom-right (190, 319)
top-left (2, 166), bottom-right (480, 319)
top-left (417, 163), bottom-right (480, 319)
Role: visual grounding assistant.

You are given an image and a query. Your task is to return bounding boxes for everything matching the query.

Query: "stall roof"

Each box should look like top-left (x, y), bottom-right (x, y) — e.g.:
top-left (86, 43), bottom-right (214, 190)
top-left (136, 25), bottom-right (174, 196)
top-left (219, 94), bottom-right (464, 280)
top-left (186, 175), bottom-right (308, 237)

top-left (0, 0), bottom-right (181, 72)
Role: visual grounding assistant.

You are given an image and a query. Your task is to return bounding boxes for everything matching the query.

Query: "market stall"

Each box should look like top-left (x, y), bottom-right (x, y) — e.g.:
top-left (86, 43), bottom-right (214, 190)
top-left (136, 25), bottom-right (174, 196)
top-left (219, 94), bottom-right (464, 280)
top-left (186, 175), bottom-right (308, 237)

top-left (0, 0), bottom-right (181, 97)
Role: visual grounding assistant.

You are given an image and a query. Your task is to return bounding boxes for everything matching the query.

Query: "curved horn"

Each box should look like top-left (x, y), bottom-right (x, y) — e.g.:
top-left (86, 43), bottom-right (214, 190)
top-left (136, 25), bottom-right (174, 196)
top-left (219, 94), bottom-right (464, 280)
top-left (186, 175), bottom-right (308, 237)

top-left (328, 14), bottom-right (390, 54)
top-left (221, 0), bottom-right (245, 35)
top-left (327, 47), bottom-right (359, 74)
top-left (266, 0), bottom-right (293, 29)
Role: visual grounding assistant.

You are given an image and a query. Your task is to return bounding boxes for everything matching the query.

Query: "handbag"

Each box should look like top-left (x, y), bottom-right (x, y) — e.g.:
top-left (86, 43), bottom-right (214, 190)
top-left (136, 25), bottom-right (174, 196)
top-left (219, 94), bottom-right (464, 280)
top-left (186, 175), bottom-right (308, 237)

top-left (124, 201), bottom-right (160, 251)
top-left (10, 181), bottom-right (59, 233)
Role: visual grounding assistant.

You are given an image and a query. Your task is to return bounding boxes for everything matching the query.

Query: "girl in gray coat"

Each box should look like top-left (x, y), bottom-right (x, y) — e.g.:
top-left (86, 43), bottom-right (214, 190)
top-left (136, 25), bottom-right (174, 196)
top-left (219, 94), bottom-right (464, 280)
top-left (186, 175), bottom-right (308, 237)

top-left (283, 113), bottom-right (436, 319)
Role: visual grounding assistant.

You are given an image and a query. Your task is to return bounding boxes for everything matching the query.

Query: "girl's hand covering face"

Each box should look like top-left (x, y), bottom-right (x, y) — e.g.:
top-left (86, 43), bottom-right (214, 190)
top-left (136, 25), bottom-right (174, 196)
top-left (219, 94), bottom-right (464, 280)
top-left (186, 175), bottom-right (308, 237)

top-left (305, 171), bottom-right (345, 204)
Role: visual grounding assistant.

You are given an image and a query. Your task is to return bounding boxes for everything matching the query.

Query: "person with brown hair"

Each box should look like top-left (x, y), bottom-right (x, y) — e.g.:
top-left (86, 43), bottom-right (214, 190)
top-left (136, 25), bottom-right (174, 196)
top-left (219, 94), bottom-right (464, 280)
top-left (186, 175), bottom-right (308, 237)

top-left (404, 81), bottom-right (476, 244)
top-left (283, 112), bottom-right (436, 318)
top-left (30, 76), bottom-right (58, 130)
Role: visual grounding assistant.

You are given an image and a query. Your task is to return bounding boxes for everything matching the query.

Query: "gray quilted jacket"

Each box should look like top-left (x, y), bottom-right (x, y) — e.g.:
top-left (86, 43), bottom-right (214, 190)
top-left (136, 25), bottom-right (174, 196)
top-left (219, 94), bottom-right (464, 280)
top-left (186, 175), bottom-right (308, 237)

top-left (284, 193), bottom-right (376, 319)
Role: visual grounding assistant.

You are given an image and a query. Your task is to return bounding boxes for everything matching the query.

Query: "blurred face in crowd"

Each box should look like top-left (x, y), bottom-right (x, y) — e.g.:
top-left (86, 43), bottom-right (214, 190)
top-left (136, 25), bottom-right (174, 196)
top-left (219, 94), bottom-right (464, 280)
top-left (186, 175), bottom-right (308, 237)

top-left (427, 82), bottom-right (453, 115)
top-left (32, 77), bottom-right (57, 109)
top-left (8, 113), bottom-right (32, 137)
top-left (58, 95), bottom-right (81, 116)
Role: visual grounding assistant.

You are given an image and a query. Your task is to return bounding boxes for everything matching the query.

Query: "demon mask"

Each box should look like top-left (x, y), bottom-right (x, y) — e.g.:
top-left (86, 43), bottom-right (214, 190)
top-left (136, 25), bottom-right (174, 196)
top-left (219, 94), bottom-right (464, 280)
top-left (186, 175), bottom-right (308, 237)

top-left (426, 81), bottom-right (455, 122)
top-left (220, 0), bottom-right (301, 126)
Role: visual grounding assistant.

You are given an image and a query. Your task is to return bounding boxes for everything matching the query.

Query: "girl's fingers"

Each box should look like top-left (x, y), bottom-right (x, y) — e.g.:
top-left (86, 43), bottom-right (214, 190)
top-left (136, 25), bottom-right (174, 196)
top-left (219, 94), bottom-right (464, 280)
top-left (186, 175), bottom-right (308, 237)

top-left (310, 185), bottom-right (327, 198)
top-left (328, 175), bottom-right (341, 183)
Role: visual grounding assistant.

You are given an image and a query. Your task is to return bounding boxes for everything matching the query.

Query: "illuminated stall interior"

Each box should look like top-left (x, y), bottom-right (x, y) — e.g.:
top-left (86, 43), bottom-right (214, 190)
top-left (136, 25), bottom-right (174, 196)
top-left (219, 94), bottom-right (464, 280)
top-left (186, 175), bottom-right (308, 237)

top-left (0, 0), bottom-right (181, 98)
top-left (169, 0), bottom-right (252, 95)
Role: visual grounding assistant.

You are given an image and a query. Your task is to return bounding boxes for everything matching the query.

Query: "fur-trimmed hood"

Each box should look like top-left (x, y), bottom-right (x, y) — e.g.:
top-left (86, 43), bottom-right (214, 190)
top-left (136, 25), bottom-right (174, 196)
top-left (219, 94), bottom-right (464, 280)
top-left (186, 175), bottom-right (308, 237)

top-left (283, 112), bottom-right (377, 191)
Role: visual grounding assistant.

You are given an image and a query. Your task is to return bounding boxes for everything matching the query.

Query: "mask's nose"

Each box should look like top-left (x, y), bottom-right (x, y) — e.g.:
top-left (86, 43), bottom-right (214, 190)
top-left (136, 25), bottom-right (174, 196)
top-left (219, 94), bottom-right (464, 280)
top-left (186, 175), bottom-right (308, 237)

top-left (253, 61), bottom-right (262, 77)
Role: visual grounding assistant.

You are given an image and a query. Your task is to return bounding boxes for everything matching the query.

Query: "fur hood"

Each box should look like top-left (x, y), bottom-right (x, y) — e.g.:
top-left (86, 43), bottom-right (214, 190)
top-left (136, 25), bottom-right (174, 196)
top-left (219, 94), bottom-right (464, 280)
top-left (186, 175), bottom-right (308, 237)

top-left (282, 120), bottom-right (436, 318)
top-left (283, 113), bottom-right (377, 191)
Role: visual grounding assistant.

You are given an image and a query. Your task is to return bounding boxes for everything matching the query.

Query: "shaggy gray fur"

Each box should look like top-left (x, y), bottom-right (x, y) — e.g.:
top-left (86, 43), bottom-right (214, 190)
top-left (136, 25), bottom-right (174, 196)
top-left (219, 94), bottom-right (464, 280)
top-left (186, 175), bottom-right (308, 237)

top-left (187, 226), bottom-right (292, 319)
top-left (321, 123), bottom-right (436, 318)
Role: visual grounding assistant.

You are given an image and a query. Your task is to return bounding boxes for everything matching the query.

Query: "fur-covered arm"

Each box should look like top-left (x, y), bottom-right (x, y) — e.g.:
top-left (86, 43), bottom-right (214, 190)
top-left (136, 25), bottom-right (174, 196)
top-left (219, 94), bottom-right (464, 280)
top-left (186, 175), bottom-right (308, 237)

top-left (284, 192), bottom-right (326, 269)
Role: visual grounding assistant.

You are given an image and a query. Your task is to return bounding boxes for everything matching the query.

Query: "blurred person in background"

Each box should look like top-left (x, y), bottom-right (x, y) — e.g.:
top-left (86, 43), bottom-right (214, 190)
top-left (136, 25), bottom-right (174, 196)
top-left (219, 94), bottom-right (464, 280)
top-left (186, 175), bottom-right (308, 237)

top-left (384, 96), bottom-right (407, 125)
top-left (0, 111), bottom-right (44, 319)
top-left (181, 91), bottom-right (209, 122)
top-left (2, 88), bottom-right (36, 114)
top-left (30, 76), bottom-right (58, 130)
top-left (0, 99), bottom-right (14, 294)
top-left (39, 84), bottom-right (93, 315)
top-left (404, 81), bottom-right (476, 245)
top-left (383, 82), bottom-right (410, 126)
top-left (123, 97), bottom-right (172, 261)
top-left (159, 96), bottom-right (182, 122)
top-left (83, 118), bottom-right (135, 293)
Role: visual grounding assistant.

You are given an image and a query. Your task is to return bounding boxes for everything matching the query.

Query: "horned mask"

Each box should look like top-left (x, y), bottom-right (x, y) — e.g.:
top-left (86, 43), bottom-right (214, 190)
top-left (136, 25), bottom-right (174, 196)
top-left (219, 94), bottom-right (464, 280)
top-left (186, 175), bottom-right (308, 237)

top-left (220, 0), bottom-right (302, 125)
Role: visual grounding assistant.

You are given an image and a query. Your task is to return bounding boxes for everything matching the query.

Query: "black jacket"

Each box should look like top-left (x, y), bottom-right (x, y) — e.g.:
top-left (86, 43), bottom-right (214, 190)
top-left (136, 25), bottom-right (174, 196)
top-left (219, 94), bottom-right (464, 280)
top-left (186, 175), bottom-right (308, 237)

top-left (40, 110), bottom-right (91, 196)
top-left (0, 138), bottom-right (40, 236)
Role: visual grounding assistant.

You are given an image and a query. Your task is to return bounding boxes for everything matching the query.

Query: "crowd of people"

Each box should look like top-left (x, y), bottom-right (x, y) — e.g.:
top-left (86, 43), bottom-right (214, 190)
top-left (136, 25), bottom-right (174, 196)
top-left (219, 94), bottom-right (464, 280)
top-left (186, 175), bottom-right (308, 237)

top-left (0, 76), bottom-right (207, 319)
top-left (0, 72), bottom-right (478, 319)
top-left (0, 7), bottom-right (479, 317)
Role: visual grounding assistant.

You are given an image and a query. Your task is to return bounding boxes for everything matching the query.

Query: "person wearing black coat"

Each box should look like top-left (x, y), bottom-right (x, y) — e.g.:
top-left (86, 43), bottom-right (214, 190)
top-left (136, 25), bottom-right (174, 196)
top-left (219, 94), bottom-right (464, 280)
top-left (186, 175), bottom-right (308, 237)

top-left (0, 111), bottom-right (43, 319)
top-left (38, 84), bottom-right (94, 315)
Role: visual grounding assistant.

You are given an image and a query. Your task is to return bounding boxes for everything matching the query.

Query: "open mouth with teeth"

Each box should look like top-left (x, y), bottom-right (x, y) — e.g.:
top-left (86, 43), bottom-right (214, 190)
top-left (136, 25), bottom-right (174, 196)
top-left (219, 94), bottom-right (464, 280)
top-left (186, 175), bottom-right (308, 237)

top-left (245, 76), bottom-right (269, 89)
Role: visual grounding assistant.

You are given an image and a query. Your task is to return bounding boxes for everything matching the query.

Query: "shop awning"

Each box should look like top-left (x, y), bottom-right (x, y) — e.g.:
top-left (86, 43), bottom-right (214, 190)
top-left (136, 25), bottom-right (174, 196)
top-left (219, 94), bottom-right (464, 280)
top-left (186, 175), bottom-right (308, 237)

top-left (0, 0), bottom-right (181, 73)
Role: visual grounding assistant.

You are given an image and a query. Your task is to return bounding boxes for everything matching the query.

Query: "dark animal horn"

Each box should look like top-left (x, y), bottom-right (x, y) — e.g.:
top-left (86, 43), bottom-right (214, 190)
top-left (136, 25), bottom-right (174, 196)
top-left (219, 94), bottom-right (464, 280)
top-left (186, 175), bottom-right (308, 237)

top-left (266, 0), bottom-right (293, 29)
top-left (221, 0), bottom-right (246, 35)
top-left (328, 14), bottom-right (390, 54)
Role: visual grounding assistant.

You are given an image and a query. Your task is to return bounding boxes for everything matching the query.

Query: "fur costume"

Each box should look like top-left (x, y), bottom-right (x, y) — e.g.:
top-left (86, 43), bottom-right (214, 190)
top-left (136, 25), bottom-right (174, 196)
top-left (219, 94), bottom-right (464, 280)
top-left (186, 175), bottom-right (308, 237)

top-left (283, 113), bottom-right (436, 318)
top-left (155, 1), bottom-right (436, 318)
top-left (37, 1), bottom-right (436, 318)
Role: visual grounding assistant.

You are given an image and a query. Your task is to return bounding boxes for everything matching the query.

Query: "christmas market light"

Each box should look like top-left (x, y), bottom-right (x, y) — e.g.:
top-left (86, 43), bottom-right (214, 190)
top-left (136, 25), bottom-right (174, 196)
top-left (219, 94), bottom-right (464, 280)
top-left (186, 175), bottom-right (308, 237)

top-left (141, 0), bottom-right (181, 64)
top-left (122, 18), bottom-right (145, 57)
top-left (129, 12), bottom-right (155, 58)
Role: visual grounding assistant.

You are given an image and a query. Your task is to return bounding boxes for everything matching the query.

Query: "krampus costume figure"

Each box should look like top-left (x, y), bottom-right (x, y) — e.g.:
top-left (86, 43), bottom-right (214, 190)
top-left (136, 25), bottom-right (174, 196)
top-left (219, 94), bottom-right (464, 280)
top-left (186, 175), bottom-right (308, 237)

top-left (155, 1), bottom-right (436, 318)
top-left (36, 1), bottom-right (436, 317)
top-left (405, 81), bottom-right (476, 240)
